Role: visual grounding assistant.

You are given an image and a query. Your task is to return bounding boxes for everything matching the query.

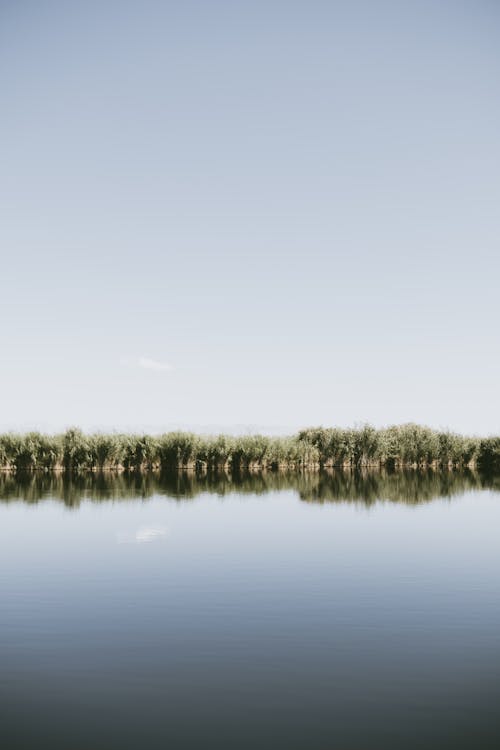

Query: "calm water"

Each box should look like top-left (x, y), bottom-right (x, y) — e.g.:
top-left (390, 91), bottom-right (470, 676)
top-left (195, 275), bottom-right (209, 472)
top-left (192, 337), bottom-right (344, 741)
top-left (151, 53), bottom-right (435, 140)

top-left (1, 471), bottom-right (499, 749)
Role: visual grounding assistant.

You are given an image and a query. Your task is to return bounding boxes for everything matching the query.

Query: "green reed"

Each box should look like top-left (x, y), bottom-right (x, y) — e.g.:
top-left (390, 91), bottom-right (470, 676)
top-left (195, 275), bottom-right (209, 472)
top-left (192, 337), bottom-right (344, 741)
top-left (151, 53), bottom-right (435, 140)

top-left (0, 425), bottom-right (498, 473)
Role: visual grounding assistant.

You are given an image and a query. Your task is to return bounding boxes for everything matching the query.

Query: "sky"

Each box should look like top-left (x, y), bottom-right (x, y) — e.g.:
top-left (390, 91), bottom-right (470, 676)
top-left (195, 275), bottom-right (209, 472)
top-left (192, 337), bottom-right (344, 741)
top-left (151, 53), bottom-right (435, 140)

top-left (0, 0), bottom-right (499, 436)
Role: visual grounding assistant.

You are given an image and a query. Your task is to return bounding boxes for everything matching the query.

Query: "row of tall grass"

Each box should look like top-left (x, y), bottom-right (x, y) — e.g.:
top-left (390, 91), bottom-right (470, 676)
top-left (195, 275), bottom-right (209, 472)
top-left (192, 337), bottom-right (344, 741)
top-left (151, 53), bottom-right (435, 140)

top-left (0, 425), bottom-right (498, 472)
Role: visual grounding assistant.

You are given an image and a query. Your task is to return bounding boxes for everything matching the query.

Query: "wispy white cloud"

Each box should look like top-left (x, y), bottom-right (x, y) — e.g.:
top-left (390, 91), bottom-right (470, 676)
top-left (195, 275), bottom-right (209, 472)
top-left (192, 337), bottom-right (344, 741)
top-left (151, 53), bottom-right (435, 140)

top-left (138, 356), bottom-right (173, 372)
top-left (120, 356), bottom-right (173, 372)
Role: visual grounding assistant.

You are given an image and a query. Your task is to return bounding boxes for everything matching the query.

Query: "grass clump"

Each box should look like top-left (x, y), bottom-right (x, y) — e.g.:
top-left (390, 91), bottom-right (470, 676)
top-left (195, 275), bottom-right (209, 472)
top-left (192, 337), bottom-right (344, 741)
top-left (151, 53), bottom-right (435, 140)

top-left (0, 424), bottom-right (496, 473)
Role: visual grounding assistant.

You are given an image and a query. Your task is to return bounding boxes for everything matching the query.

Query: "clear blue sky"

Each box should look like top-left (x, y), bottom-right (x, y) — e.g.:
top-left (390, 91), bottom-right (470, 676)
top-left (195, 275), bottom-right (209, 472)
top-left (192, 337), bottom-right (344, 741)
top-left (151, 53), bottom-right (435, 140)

top-left (1, 0), bottom-right (499, 435)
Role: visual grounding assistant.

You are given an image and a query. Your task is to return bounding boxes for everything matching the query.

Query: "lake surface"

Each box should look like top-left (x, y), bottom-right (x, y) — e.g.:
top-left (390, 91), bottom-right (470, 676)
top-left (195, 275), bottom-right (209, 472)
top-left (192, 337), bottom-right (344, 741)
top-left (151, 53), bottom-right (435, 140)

top-left (1, 471), bottom-right (499, 749)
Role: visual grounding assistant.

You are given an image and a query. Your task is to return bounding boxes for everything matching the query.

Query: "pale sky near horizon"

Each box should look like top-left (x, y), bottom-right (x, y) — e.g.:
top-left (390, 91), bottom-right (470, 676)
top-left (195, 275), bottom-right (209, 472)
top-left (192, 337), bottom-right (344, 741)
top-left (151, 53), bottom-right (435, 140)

top-left (1, 0), bottom-right (499, 436)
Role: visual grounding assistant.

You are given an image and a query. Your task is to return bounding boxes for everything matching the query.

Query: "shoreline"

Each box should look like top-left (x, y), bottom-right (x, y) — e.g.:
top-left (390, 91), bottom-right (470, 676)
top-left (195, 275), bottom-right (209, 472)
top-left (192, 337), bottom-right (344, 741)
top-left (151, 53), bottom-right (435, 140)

top-left (0, 460), bottom-right (482, 474)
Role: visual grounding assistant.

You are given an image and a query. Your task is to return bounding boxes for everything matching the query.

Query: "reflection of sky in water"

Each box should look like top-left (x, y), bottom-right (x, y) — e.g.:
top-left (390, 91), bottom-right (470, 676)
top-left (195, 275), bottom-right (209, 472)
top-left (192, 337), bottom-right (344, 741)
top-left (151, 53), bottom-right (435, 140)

top-left (116, 525), bottom-right (169, 545)
top-left (0, 487), bottom-right (499, 749)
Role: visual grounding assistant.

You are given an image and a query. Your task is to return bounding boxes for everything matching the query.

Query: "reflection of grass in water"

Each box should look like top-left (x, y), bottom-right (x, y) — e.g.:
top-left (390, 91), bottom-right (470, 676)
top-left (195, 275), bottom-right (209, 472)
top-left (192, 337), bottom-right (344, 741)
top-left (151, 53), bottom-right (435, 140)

top-left (298, 469), bottom-right (498, 505)
top-left (0, 469), bottom-right (498, 508)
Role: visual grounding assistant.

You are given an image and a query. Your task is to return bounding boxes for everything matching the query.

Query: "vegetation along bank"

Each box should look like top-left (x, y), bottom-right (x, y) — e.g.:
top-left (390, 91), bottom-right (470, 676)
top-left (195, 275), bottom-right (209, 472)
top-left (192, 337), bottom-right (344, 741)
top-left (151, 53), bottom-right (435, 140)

top-left (0, 425), bottom-right (499, 473)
